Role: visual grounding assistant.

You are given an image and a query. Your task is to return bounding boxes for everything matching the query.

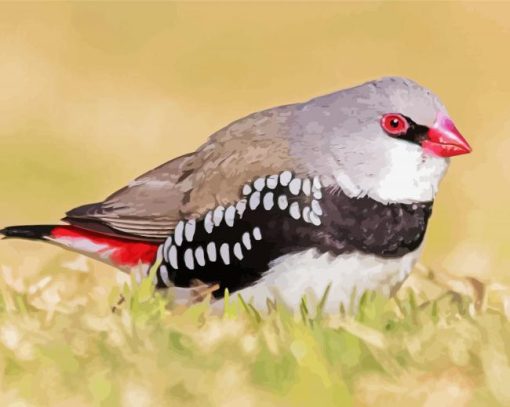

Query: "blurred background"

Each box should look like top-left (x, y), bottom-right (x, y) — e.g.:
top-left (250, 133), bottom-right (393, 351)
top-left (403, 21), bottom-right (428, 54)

top-left (0, 2), bottom-right (508, 284)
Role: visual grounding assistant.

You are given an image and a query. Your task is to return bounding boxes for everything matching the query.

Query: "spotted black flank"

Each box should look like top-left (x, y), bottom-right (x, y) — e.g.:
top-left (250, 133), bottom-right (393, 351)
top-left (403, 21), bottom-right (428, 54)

top-left (154, 171), bottom-right (433, 297)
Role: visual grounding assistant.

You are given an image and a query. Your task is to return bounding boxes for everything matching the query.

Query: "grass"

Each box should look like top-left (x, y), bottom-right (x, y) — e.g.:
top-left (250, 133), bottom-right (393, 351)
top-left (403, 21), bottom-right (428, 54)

top-left (0, 253), bottom-right (509, 406)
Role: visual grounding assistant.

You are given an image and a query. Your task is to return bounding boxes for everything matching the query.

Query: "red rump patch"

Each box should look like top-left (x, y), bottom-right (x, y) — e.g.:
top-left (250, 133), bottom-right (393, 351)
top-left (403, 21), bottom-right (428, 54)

top-left (51, 226), bottom-right (159, 267)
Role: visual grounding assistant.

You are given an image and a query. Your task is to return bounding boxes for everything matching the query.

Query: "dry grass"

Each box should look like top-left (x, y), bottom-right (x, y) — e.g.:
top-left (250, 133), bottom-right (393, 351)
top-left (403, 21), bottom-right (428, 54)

top-left (0, 3), bottom-right (509, 406)
top-left (0, 250), bottom-right (509, 406)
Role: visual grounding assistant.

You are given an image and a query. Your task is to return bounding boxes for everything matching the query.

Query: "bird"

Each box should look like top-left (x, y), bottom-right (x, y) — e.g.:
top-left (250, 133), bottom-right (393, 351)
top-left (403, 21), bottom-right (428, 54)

top-left (1, 77), bottom-right (472, 312)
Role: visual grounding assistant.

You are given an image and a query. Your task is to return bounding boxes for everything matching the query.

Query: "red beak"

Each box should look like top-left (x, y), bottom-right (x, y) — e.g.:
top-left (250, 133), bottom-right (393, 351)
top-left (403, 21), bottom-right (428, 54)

top-left (421, 112), bottom-right (472, 157)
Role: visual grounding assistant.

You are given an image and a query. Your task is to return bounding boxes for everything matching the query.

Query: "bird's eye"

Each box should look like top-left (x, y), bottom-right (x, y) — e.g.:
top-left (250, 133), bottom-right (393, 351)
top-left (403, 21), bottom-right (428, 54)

top-left (381, 114), bottom-right (409, 136)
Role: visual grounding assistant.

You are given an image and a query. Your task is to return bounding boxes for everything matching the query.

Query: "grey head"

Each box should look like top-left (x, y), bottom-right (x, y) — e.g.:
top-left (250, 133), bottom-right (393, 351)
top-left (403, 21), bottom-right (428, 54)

top-left (290, 76), bottom-right (470, 204)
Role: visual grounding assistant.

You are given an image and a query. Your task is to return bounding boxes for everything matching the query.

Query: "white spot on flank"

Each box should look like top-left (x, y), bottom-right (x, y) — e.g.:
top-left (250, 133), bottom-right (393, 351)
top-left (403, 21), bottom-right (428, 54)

top-left (163, 237), bottom-right (172, 262)
top-left (234, 242), bottom-right (243, 260)
top-left (252, 227), bottom-right (262, 241)
top-left (242, 232), bottom-right (252, 250)
top-left (289, 202), bottom-right (300, 219)
top-left (236, 199), bottom-right (247, 218)
top-left (159, 265), bottom-right (171, 287)
top-left (311, 199), bottom-right (323, 216)
top-left (277, 195), bottom-right (288, 210)
top-left (313, 175), bottom-right (322, 191)
top-left (302, 178), bottom-right (311, 196)
top-left (266, 175), bottom-right (278, 189)
top-left (313, 189), bottom-right (323, 200)
top-left (207, 242), bottom-right (217, 262)
top-left (309, 211), bottom-right (321, 226)
top-left (249, 191), bottom-right (260, 210)
top-left (184, 248), bottom-right (194, 270)
top-left (220, 243), bottom-right (230, 265)
top-left (242, 184), bottom-right (252, 196)
top-left (174, 221), bottom-right (184, 246)
top-left (302, 206), bottom-right (311, 223)
top-left (204, 211), bottom-right (214, 233)
top-left (195, 246), bottom-right (206, 266)
top-left (289, 178), bottom-right (302, 195)
top-left (169, 246), bottom-right (178, 269)
top-left (279, 171), bottom-right (292, 187)
top-left (185, 220), bottom-right (196, 242)
top-left (213, 206), bottom-right (225, 226)
top-left (225, 205), bottom-right (236, 227)
top-left (254, 177), bottom-right (265, 191)
top-left (263, 192), bottom-right (274, 210)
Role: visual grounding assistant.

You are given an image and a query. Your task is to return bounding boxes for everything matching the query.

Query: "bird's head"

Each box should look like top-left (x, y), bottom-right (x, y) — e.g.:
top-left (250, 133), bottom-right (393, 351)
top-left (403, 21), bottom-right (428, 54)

top-left (298, 76), bottom-right (472, 204)
top-left (374, 77), bottom-right (471, 159)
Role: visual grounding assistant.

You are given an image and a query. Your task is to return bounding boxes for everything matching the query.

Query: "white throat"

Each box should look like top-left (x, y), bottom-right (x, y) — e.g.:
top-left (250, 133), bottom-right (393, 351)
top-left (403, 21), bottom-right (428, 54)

top-left (333, 144), bottom-right (449, 204)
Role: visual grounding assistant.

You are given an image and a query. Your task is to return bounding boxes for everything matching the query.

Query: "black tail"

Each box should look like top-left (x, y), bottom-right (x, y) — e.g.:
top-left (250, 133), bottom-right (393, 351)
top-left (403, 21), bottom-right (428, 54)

top-left (0, 225), bottom-right (56, 240)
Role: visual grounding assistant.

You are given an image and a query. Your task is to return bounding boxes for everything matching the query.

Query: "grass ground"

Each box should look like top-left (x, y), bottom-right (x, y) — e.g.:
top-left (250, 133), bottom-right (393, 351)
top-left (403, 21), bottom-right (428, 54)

top-left (0, 249), bottom-right (509, 407)
top-left (0, 4), bottom-right (508, 406)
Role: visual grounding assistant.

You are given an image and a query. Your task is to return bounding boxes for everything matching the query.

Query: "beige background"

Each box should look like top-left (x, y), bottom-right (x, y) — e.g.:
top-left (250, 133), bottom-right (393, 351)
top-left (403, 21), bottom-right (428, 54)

top-left (0, 2), bottom-right (508, 283)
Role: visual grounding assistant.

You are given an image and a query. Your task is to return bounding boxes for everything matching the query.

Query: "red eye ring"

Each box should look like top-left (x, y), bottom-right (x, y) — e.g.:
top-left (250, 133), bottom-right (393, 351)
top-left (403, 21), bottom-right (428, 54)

top-left (381, 114), bottom-right (409, 136)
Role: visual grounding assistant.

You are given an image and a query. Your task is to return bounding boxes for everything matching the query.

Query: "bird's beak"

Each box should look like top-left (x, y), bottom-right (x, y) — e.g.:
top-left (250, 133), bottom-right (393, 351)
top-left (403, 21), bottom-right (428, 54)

top-left (421, 112), bottom-right (472, 157)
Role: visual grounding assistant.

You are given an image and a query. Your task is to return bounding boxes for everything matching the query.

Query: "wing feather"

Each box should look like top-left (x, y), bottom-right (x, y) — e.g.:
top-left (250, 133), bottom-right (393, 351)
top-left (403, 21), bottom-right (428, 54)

top-left (64, 106), bottom-right (302, 241)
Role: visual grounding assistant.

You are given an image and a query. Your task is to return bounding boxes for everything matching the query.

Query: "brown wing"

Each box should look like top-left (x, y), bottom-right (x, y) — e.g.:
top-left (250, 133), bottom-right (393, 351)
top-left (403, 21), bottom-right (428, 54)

top-left (64, 153), bottom-right (195, 241)
top-left (64, 106), bottom-right (300, 242)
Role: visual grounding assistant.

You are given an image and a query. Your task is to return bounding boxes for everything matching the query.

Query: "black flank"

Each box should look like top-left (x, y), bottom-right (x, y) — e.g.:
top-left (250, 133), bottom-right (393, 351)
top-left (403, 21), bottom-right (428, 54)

top-left (156, 183), bottom-right (433, 298)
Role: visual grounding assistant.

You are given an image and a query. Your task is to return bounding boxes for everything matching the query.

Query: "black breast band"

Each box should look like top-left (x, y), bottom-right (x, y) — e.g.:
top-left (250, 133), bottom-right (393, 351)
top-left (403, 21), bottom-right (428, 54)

top-left (155, 173), bottom-right (433, 296)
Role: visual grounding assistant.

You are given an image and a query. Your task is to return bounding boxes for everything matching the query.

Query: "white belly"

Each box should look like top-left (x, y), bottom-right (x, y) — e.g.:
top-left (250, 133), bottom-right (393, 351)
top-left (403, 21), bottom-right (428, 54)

top-left (221, 246), bottom-right (423, 313)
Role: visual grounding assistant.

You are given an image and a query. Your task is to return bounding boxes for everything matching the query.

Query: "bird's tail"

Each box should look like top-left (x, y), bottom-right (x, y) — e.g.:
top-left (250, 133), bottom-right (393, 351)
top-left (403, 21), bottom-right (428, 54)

top-left (1, 224), bottom-right (159, 272)
top-left (1, 224), bottom-right (56, 240)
